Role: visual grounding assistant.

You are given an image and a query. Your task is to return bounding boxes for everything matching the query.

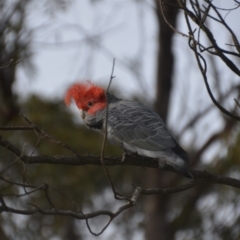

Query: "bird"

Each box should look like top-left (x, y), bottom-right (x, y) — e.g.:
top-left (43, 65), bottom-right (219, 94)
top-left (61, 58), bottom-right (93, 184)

top-left (64, 82), bottom-right (192, 178)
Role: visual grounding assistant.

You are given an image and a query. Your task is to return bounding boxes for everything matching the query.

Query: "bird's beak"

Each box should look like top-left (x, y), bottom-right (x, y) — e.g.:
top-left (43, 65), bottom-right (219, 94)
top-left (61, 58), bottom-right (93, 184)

top-left (80, 110), bottom-right (85, 119)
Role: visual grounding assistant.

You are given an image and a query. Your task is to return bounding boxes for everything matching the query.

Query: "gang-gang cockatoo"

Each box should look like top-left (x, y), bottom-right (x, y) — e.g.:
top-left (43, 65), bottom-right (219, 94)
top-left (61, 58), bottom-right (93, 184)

top-left (65, 82), bottom-right (192, 178)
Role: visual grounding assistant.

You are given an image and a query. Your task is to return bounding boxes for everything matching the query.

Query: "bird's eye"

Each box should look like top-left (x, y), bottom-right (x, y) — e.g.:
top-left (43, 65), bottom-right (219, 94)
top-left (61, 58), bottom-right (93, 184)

top-left (87, 102), bottom-right (93, 107)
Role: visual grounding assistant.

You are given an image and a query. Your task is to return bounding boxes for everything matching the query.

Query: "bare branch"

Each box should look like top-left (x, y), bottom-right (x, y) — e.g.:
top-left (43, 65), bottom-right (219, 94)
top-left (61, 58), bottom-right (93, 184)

top-left (158, 1), bottom-right (240, 121)
top-left (1, 133), bottom-right (240, 190)
top-left (234, 98), bottom-right (240, 108)
top-left (182, 5), bottom-right (240, 121)
top-left (19, 113), bottom-right (82, 156)
top-left (0, 59), bottom-right (13, 69)
top-left (178, 84), bottom-right (240, 136)
top-left (99, 59), bottom-right (129, 201)
top-left (206, 0), bottom-right (240, 54)
top-left (0, 126), bottom-right (34, 130)
top-left (141, 180), bottom-right (200, 195)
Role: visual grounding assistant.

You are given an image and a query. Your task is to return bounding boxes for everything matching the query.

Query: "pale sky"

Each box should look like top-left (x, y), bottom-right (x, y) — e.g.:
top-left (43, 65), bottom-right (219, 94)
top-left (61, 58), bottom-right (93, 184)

top-left (14, 0), bottom-right (157, 101)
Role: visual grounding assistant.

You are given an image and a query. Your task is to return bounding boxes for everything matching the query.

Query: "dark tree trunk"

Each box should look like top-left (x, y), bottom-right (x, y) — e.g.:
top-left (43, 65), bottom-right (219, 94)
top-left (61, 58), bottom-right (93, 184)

top-left (63, 218), bottom-right (82, 240)
top-left (0, 65), bottom-right (19, 124)
top-left (0, 218), bottom-right (9, 240)
top-left (154, 0), bottom-right (179, 122)
top-left (144, 1), bottom-right (179, 240)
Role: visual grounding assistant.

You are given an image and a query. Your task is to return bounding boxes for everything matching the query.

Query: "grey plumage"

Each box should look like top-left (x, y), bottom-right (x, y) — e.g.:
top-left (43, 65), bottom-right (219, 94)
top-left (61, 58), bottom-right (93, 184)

top-left (84, 93), bottom-right (192, 178)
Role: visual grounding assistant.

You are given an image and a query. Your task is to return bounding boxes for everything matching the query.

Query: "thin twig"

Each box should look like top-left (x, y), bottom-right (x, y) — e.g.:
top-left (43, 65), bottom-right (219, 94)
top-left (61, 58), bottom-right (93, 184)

top-left (182, 4), bottom-right (240, 121)
top-left (0, 126), bottom-right (34, 130)
top-left (0, 59), bottom-right (13, 69)
top-left (15, 184), bottom-right (46, 198)
top-left (22, 132), bottom-right (43, 194)
top-left (19, 113), bottom-right (82, 156)
top-left (141, 180), bottom-right (200, 195)
top-left (99, 59), bottom-right (128, 200)
top-left (2, 133), bottom-right (240, 189)
top-left (100, 58), bottom-right (116, 164)
top-left (234, 98), bottom-right (240, 108)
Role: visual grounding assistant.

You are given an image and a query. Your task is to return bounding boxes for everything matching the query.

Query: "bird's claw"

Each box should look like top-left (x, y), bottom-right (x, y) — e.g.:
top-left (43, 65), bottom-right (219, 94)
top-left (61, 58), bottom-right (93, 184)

top-left (121, 152), bottom-right (127, 163)
top-left (158, 159), bottom-right (166, 168)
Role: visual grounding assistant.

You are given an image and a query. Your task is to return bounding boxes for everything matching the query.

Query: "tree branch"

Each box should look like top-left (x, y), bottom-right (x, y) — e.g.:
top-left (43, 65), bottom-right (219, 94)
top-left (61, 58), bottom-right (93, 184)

top-left (1, 133), bottom-right (240, 189)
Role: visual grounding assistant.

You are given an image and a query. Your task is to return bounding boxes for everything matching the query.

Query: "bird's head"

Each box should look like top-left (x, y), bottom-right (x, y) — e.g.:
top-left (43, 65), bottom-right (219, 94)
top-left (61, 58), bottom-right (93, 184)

top-left (64, 82), bottom-right (107, 115)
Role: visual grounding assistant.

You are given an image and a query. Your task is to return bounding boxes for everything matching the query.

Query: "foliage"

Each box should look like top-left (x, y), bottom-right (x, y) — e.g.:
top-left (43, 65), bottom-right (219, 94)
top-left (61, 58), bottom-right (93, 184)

top-left (1, 95), bottom-right (147, 239)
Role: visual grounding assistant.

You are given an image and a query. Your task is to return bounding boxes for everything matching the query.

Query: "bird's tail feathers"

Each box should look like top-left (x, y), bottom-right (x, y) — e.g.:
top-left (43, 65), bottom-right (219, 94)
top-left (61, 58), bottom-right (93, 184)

top-left (172, 164), bottom-right (193, 178)
top-left (170, 149), bottom-right (192, 178)
top-left (158, 156), bottom-right (193, 178)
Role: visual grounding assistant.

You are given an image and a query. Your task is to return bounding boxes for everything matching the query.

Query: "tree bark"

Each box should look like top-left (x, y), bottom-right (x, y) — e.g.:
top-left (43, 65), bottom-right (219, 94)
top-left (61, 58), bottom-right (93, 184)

top-left (153, 0), bottom-right (178, 122)
top-left (0, 65), bottom-right (19, 124)
top-left (144, 1), bottom-right (179, 240)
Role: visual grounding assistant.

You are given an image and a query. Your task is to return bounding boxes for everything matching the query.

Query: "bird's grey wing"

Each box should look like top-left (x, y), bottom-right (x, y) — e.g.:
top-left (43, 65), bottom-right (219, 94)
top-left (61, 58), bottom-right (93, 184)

top-left (107, 100), bottom-right (176, 153)
top-left (107, 100), bottom-right (192, 178)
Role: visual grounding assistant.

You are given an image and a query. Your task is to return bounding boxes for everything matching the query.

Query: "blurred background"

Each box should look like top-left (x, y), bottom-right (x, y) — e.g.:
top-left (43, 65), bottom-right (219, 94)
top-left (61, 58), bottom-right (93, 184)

top-left (0, 0), bottom-right (240, 239)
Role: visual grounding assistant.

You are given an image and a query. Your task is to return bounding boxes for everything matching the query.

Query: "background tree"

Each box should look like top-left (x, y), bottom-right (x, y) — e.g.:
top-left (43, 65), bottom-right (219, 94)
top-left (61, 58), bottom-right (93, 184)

top-left (144, 1), bottom-right (180, 239)
top-left (144, 1), bottom-right (240, 240)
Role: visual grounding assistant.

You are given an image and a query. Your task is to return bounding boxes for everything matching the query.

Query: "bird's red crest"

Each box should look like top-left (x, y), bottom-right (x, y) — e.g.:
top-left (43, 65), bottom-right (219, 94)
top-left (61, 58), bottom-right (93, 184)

top-left (64, 82), bottom-right (106, 112)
